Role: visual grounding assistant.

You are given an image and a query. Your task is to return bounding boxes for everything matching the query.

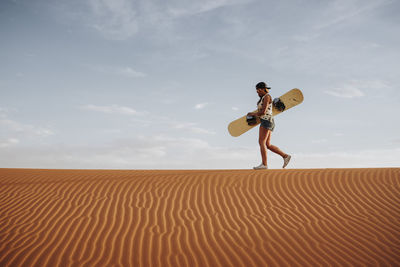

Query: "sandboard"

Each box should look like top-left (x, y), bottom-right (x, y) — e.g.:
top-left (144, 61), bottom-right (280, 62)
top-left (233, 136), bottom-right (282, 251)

top-left (228, 88), bottom-right (304, 137)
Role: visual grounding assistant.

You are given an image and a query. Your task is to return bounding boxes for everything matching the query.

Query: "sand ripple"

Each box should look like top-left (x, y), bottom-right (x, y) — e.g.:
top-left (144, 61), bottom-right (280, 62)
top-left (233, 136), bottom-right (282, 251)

top-left (1, 168), bottom-right (399, 266)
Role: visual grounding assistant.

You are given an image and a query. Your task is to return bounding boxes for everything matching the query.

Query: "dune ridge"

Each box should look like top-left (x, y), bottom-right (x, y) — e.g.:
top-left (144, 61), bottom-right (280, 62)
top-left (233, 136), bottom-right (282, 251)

top-left (1, 168), bottom-right (399, 266)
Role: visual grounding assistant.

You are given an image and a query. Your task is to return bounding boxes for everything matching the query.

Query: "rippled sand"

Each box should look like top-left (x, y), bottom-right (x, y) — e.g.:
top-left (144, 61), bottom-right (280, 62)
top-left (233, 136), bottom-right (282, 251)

top-left (1, 168), bottom-right (399, 266)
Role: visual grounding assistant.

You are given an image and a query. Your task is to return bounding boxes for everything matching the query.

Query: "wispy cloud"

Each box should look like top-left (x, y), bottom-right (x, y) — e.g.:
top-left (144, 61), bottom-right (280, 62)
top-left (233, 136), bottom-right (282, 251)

top-left (92, 65), bottom-right (147, 78)
top-left (0, 138), bottom-right (20, 148)
top-left (0, 134), bottom-right (254, 169)
top-left (0, 117), bottom-right (54, 138)
top-left (325, 85), bottom-right (365, 98)
top-left (61, 0), bottom-right (251, 40)
top-left (334, 133), bottom-right (345, 137)
top-left (0, 108), bottom-right (8, 118)
top-left (167, 0), bottom-right (251, 17)
top-left (314, 0), bottom-right (391, 30)
top-left (116, 67), bottom-right (147, 78)
top-left (81, 104), bottom-right (140, 115)
top-left (194, 103), bottom-right (209, 110)
top-left (392, 139), bottom-right (400, 145)
top-left (130, 114), bottom-right (216, 135)
top-left (171, 122), bottom-right (216, 135)
top-left (325, 80), bottom-right (390, 98)
top-left (2, 132), bottom-right (399, 169)
top-left (312, 138), bottom-right (328, 144)
top-left (0, 108), bottom-right (54, 147)
top-left (87, 0), bottom-right (139, 40)
top-left (293, 148), bottom-right (400, 168)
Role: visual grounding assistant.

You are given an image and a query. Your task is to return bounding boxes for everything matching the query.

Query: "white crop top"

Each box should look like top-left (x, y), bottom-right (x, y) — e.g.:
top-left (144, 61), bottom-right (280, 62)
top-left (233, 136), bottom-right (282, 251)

top-left (257, 94), bottom-right (273, 120)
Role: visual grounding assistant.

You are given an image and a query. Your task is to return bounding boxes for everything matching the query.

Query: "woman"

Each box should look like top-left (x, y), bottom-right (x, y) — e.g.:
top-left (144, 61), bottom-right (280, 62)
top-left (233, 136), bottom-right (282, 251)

top-left (247, 82), bottom-right (291, 170)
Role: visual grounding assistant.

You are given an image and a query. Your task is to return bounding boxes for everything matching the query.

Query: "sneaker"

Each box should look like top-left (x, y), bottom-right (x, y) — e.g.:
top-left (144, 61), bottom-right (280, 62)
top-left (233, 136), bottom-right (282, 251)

top-left (253, 163), bottom-right (268, 170)
top-left (282, 155), bottom-right (291, 168)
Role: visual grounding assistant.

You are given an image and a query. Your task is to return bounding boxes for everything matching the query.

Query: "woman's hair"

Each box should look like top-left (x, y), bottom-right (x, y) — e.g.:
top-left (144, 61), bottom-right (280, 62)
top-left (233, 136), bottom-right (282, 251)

top-left (256, 82), bottom-right (270, 105)
top-left (255, 82), bottom-right (271, 90)
top-left (256, 82), bottom-right (266, 89)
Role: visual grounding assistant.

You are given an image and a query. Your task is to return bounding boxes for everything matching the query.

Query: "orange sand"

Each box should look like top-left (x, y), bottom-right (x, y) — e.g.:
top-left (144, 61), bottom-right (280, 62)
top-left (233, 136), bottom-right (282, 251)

top-left (1, 168), bottom-right (399, 266)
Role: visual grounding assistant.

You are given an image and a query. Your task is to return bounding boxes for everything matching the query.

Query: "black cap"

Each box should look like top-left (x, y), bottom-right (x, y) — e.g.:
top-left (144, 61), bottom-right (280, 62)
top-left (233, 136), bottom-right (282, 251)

top-left (255, 82), bottom-right (271, 90)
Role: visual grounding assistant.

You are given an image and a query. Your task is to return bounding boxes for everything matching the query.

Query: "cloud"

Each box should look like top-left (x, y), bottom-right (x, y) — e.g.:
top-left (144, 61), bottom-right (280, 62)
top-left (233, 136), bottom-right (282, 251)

top-left (0, 138), bottom-right (20, 148)
top-left (0, 135), bottom-right (256, 169)
top-left (0, 117), bottom-right (54, 138)
top-left (167, 120), bottom-right (216, 135)
top-left (292, 148), bottom-right (400, 168)
top-left (314, 0), bottom-right (391, 30)
top-left (312, 138), bottom-right (328, 144)
top-left (167, 0), bottom-right (251, 17)
top-left (325, 85), bottom-right (364, 98)
top-left (190, 127), bottom-right (216, 135)
top-left (84, 106), bottom-right (216, 135)
top-left (81, 104), bottom-right (140, 115)
top-left (194, 103), bottom-right (209, 110)
top-left (391, 140), bottom-right (400, 145)
top-left (92, 65), bottom-right (147, 78)
top-left (0, 108), bottom-right (54, 147)
top-left (58, 0), bottom-right (251, 40)
top-left (116, 67), bottom-right (147, 77)
top-left (0, 108), bottom-right (7, 118)
top-left (177, 125), bottom-right (216, 135)
top-left (131, 112), bottom-right (216, 135)
top-left (87, 0), bottom-right (139, 40)
top-left (2, 132), bottom-right (399, 169)
top-left (325, 80), bottom-right (390, 98)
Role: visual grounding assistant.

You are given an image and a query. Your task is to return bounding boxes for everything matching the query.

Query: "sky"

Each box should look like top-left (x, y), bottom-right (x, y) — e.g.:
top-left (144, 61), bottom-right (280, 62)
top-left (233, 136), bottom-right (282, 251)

top-left (1, 0), bottom-right (399, 169)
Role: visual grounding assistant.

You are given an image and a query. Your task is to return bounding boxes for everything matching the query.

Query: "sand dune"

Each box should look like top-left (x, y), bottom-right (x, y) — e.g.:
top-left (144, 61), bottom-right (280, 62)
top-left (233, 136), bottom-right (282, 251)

top-left (1, 168), bottom-right (399, 266)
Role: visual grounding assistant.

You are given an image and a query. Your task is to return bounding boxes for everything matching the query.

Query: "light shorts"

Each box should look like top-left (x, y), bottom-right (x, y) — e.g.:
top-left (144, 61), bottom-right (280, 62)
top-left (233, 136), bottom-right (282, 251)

top-left (260, 118), bottom-right (275, 131)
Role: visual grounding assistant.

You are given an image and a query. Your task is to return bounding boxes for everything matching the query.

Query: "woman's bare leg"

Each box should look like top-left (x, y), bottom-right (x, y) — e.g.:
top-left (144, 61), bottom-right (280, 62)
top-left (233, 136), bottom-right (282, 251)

top-left (258, 126), bottom-right (270, 166)
top-left (266, 132), bottom-right (287, 158)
